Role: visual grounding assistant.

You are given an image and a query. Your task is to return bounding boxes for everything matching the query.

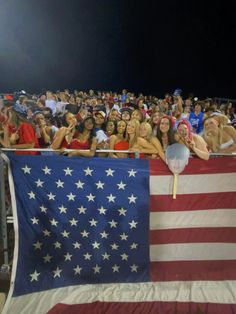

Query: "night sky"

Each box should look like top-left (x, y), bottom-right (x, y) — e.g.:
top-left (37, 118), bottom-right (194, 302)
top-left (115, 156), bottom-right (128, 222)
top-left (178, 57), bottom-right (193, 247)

top-left (0, 0), bottom-right (235, 98)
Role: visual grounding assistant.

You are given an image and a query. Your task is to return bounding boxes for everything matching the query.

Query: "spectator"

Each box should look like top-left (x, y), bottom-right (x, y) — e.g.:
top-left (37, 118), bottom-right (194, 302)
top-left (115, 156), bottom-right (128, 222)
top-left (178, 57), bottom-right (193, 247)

top-left (188, 101), bottom-right (205, 134)
top-left (109, 120), bottom-right (129, 158)
top-left (156, 115), bottom-right (176, 152)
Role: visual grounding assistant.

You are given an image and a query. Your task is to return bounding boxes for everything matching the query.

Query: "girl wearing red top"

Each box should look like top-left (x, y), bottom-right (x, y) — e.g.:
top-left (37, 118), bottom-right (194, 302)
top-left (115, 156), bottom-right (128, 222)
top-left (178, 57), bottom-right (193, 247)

top-left (4, 109), bottom-right (40, 155)
top-left (109, 120), bottom-right (129, 158)
top-left (68, 116), bottom-right (97, 157)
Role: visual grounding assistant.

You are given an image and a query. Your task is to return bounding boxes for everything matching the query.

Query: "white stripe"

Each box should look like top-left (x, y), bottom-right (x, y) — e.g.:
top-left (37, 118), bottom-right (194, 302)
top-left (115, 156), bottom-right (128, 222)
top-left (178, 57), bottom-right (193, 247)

top-left (2, 281), bottom-right (236, 314)
top-left (150, 243), bottom-right (236, 261)
top-left (150, 173), bottom-right (236, 195)
top-left (150, 209), bottom-right (236, 230)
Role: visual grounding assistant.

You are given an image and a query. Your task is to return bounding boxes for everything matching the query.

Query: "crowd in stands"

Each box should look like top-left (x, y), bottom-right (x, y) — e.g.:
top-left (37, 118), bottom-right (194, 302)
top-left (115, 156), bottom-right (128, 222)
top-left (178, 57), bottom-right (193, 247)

top-left (0, 88), bottom-right (236, 161)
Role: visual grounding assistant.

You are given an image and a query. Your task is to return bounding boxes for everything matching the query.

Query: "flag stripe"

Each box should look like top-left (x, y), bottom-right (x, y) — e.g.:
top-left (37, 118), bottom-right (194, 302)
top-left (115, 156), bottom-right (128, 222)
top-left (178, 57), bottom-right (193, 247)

top-left (150, 243), bottom-right (236, 261)
top-left (47, 301), bottom-right (236, 314)
top-left (150, 209), bottom-right (236, 230)
top-left (150, 227), bottom-right (236, 244)
top-left (150, 157), bottom-right (236, 175)
top-left (150, 173), bottom-right (236, 195)
top-left (150, 261), bottom-right (236, 281)
top-left (150, 192), bottom-right (236, 212)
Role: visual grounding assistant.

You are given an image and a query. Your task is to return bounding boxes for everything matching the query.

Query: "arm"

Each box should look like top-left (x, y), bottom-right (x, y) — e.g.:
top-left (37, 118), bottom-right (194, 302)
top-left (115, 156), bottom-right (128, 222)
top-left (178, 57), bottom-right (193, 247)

top-left (223, 126), bottom-right (236, 143)
top-left (150, 137), bottom-right (165, 161)
top-left (190, 135), bottom-right (209, 160)
top-left (109, 135), bottom-right (118, 158)
top-left (51, 127), bottom-right (68, 150)
top-left (136, 137), bottom-right (158, 155)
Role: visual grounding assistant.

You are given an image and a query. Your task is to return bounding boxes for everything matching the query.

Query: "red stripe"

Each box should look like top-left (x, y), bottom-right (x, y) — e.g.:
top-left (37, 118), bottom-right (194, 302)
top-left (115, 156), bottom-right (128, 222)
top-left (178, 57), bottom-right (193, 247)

top-left (150, 227), bottom-right (236, 244)
top-left (150, 192), bottom-right (236, 212)
top-left (150, 157), bottom-right (236, 176)
top-left (150, 260), bottom-right (236, 281)
top-left (47, 301), bottom-right (236, 314)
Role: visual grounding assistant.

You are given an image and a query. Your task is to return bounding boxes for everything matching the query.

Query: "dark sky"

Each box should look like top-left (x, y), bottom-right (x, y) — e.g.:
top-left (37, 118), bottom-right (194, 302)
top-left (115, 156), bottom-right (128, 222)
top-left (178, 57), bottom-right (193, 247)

top-left (0, 0), bottom-right (235, 98)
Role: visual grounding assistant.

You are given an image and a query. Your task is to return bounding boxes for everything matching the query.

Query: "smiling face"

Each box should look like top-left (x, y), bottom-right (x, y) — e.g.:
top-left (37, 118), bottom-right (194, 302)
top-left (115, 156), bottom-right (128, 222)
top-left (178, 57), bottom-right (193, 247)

top-left (159, 118), bottom-right (170, 133)
top-left (204, 117), bottom-right (219, 135)
top-left (66, 112), bottom-right (77, 126)
top-left (84, 118), bottom-right (95, 130)
top-left (177, 123), bottom-right (189, 139)
top-left (139, 123), bottom-right (148, 138)
top-left (117, 120), bottom-right (126, 134)
top-left (106, 121), bottom-right (115, 135)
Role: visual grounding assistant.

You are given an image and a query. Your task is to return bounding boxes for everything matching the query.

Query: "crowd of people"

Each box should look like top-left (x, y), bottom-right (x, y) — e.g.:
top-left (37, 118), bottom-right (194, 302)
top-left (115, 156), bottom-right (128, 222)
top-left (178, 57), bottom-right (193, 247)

top-left (0, 88), bottom-right (236, 161)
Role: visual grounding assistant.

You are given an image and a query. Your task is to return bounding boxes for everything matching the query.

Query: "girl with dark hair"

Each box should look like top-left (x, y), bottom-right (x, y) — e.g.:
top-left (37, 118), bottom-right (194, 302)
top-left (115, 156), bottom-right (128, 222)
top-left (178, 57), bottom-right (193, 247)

top-left (68, 116), bottom-right (97, 157)
top-left (109, 120), bottom-right (129, 158)
top-left (156, 115), bottom-right (176, 151)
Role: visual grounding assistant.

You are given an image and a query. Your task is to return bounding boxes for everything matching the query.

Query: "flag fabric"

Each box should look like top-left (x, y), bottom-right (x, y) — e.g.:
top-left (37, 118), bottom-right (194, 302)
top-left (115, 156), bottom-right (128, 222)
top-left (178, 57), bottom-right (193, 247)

top-left (2, 154), bottom-right (236, 314)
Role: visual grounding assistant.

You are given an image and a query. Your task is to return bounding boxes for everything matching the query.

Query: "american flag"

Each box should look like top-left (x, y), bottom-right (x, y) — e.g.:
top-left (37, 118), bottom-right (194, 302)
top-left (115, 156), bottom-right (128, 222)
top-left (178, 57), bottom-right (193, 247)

top-left (2, 154), bottom-right (236, 314)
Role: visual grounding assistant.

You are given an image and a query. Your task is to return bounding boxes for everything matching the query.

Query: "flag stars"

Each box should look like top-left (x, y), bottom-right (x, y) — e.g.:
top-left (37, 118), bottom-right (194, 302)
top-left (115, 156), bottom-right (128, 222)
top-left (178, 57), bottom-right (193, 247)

top-left (78, 205), bottom-right (87, 214)
top-left (74, 265), bottom-right (82, 275)
top-left (93, 264), bottom-right (101, 274)
top-left (30, 270), bottom-right (40, 282)
top-left (61, 230), bottom-right (70, 238)
top-left (100, 231), bottom-right (109, 239)
top-left (92, 241), bottom-right (100, 249)
top-left (129, 220), bottom-right (138, 229)
top-left (105, 168), bottom-right (115, 176)
top-left (33, 241), bottom-right (43, 250)
top-left (81, 230), bottom-right (90, 238)
top-left (22, 165), bottom-right (31, 174)
top-left (128, 169), bottom-right (137, 177)
top-left (84, 167), bottom-right (93, 176)
top-left (84, 252), bottom-right (92, 260)
top-left (128, 194), bottom-right (137, 204)
top-left (75, 180), bottom-right (84, 189)
top-left (31, 217), bottom-right (39, 225)
top-left (47, 192), bottom-right (56, 201)
top-left (98, 206), bottom-right (107, 215)
top-left (102, 252), bottom-right (110, 260)
top-left (86, 193), bottom-right (96, 202)
top-left (110, 243), bottom-right (119, 250)
top-left (64, 253), bottom-right (72, 261)
top-left (73, 242), bottom-right (81, 249)
top-left (112, 264), bottom-right (120, 273)
top-left (55, 179), bottom-right (64, 188)
top-left (63, 167), bottom-right (73, 176)
top-left (53, 241), bottom-right (62, 249)
top-left (42, 166), bottom-right (51, 175)
top-left (69, 218), bottom-right (78, 226)
top-left (95, 180), bottom-right (105, 189)
top-left (108, 220), bottom-right (118, 228)
top-left (120, 233), bottom-right (128, 241)
top-left (107, 194), bottom-right (116, 203)
top-left (118, 207), bottom-right (127, 216)
top-left (67, 192), bottom-right (76, 201)
top-left (130, 242), bottom-right (138, 250)
top-left (89, 218), bottom-right (98, 227)
top-left (121, 253), bottom-right (129, 261)
top-left (43, 229), bottom-right (51, 237)
top-left (130, 264), bottom-right (138, 272)
top-left (53, 267), bottom-right (62, 278)
top-left (35, 179), bottom-right (44, 187)
top-left (50, 218), bottom-right (59, 227)
top-left (43, 254), bottom-right (53, 263)
top-left (28, 191), bottom-right (35, 199)
top-left (58, 205), bottom-right (67, 214)
top-left (40, 205), bottom-right (47, 213)
top-left (117, 181), bottom-right (126, 190)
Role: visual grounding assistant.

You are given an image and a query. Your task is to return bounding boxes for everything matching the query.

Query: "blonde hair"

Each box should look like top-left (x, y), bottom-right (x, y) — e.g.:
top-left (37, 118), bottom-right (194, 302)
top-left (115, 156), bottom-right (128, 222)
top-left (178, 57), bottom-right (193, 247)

top-left (127, 119), bottom-right (140, 148)
top-left (140, 122), bottom-right (152, 141)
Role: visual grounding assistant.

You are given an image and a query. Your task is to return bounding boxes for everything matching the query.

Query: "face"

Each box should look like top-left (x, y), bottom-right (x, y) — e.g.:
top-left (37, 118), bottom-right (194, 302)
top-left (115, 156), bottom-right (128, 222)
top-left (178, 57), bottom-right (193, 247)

top-left (152, 112), bottom-right (160, 124)
top-left (84, 118), bottom-right (94, 130)
top-left (106, 121), bottom-right (115, 135)
top-left (204, 118), bottom-right (218, 135)
top-left (177, 123), bottom-right (189, 138)
top-left (66, 113), bottom-right (77, 126)
top-left (139, 124), bottom-right (148, 138)
top-left (109, 110), bottom-right (120, 121)
top-left (131, 110), bottom-right (142, 122)
top-left (127, 120), bottom-right (136, 135)
top-left (35, 114), bottom-right (45, 125)
top-left (95, 113), bottom-right (105, 125)
top-left (121, 111), bottom-right (131, 121)
top-left (117, 120), bottom-right (126, 134)
top-left (159, 118), bottom-right (170, 133)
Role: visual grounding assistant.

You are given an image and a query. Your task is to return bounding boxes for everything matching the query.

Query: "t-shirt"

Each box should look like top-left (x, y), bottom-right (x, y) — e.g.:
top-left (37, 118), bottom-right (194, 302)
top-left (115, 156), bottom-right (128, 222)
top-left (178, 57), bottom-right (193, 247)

top-left (189, 111), bottom-right (204, 134)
